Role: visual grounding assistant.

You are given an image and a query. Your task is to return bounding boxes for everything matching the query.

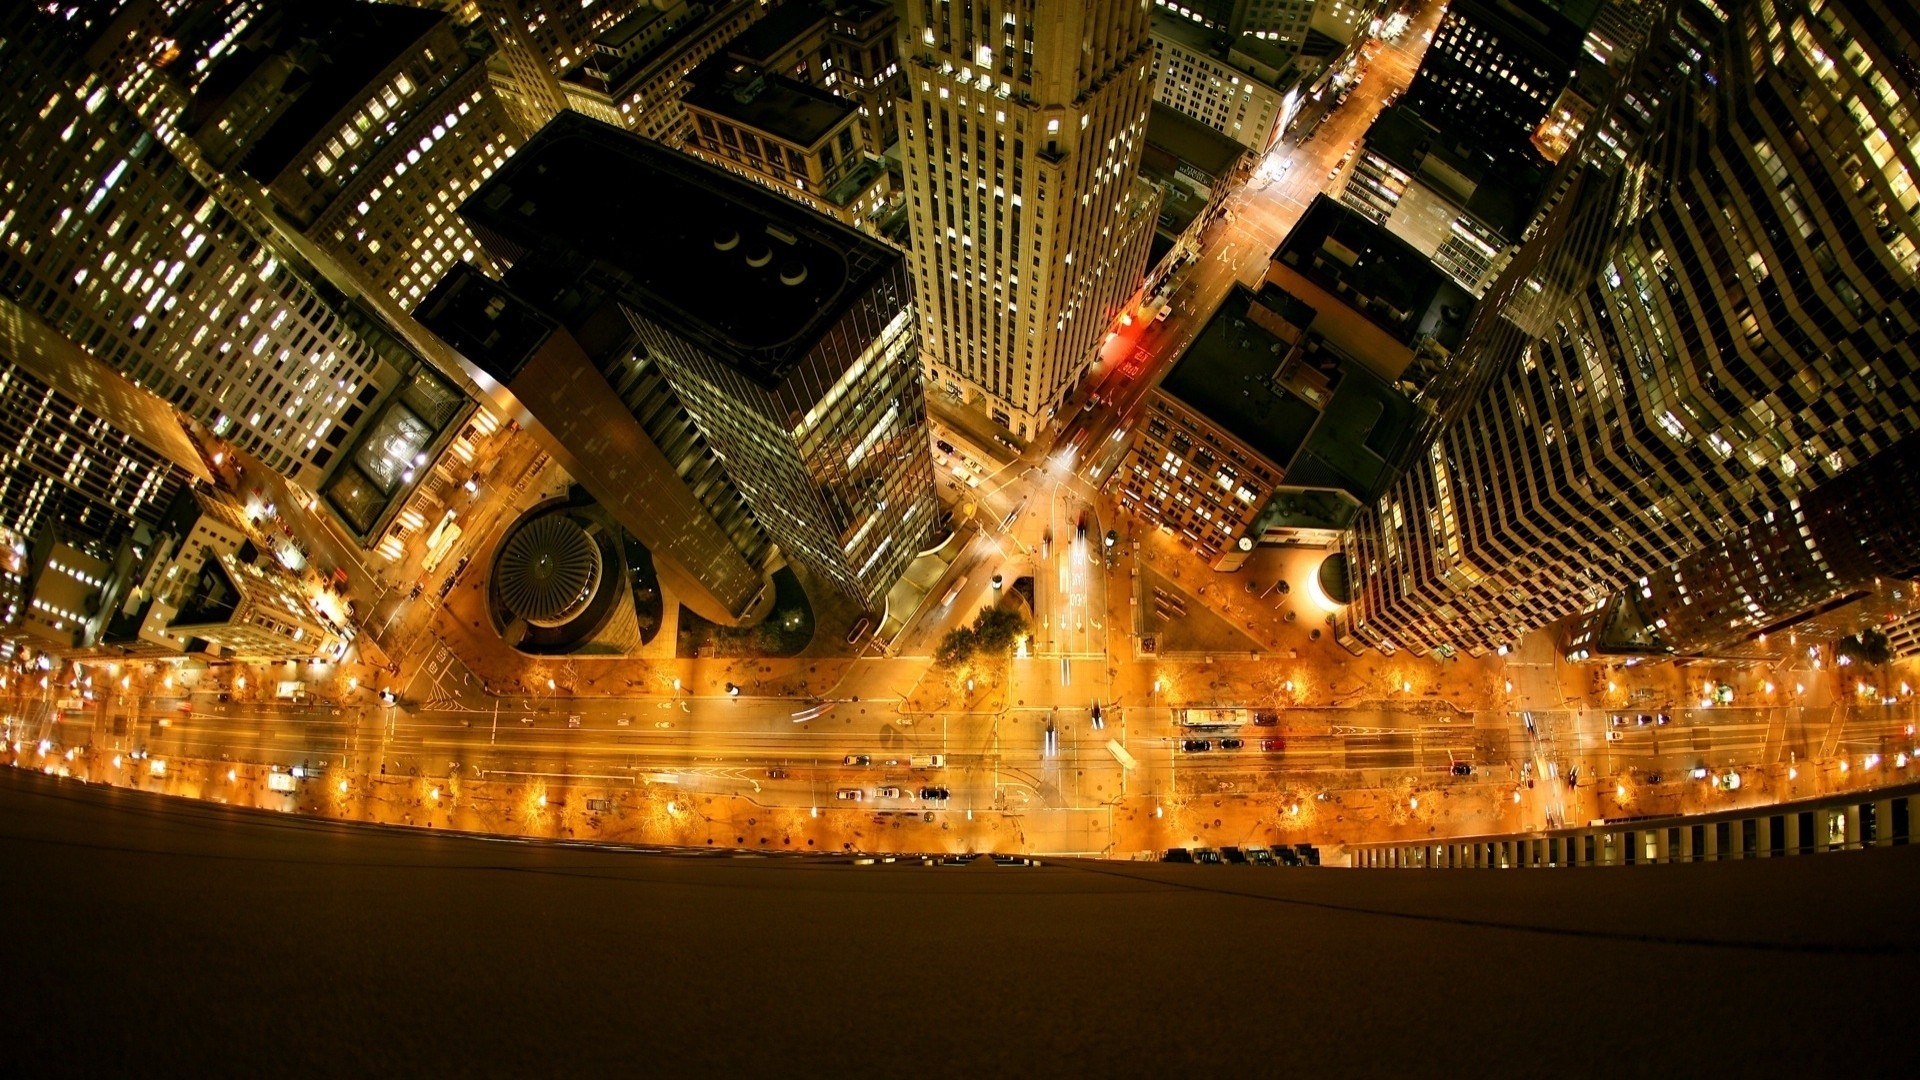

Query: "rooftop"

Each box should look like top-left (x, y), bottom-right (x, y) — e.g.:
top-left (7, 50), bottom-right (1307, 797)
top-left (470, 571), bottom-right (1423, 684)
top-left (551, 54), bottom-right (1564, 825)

top-left (1143, 102), bottom-right (1248, 183)
top-left (683, 61), bottom-right (854, 148)
top-left (1157, 284), bottom-right (1322, 470)
top-left (227, 1), bottom-right (445, 182)
top-left (1272, 195), bottom-right (1474, 350)
top-left (0, 298), bottom-right (211, 486)
top-left (459, 112), bottom-right (898, 387)
top-left (1362, 102), bottom-right (1552, 235)
top-left (725, 0), bottom-right (828, 66)
top-left (1158, 283), bottom-right (1418, 500)
top-left (412, 264), bottom-right (563, 386)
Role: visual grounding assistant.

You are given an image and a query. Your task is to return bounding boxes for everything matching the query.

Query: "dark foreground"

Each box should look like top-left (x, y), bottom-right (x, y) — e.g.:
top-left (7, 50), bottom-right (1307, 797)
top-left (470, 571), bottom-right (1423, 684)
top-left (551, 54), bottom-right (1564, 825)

top-left (3, 768), bottom-right (1913, 1078)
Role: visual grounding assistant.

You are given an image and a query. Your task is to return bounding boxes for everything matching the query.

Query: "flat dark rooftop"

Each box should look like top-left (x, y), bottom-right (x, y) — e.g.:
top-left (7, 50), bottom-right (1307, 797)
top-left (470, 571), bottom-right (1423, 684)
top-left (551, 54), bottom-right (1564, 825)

top-left (231, 1), bottom-right (444, 182)
top-left (1158, 284), bottom-right (1321, 470)
top-left (1274, 194), bottom-right (1474, 349)
top-left (6, 768), bottom-right (1918, 1077)
top-left (1361, 102), bottom-right (1551, 238)
top-left (1143, 101), bottom-right (1248, 184)
top-left (412, 264), bottom-right (560, 385)
top-left (684, 62), bottom-right (853, 148)
top-left (461, 112), bottom-right (895, 385)
top-left (724, 0), bottom-right (828, 66)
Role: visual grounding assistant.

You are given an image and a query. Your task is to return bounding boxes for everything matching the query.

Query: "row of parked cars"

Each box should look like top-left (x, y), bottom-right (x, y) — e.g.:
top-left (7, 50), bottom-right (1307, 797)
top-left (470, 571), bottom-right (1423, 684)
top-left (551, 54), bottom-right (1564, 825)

top-left (1179, 737), bottom-right (1284, 753)
top-left (835, 787), bottom-right (951, 803)
top-left (1163, 844), bottom-right (1320, 866)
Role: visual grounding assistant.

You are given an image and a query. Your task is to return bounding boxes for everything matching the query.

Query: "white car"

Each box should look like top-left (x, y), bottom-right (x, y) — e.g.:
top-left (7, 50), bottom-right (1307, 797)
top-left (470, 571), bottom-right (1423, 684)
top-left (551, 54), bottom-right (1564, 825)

top-left (875, 786), bottom-right (904, 799)
top-left (835, 788), bottom-right (865, 801)
top-left (1605, 730), bottom-right (1623, 742)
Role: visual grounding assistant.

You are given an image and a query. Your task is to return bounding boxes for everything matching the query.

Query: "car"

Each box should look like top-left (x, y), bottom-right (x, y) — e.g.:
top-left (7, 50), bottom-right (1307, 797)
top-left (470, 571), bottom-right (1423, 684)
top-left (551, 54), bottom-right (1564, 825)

top-left (1609, 714), bottom-right (1628, 727)
top-left (1220, 738), bottom-right (1245, 751)
top-left (1193, 848), bottom-right (1224, 864)
top-left (1180, 739), bottom-right (1212, 753)
top-left (1606, 730), bottom-right (1624, 741)
top-left (875, 786), bottom-right (904, 799)
top-left (1260, 737), bottom-right (1285, 753)
top-left (1244, 846), bottom-right (1277, 866)
top-left (1253, 711), bottom-right (1279, 726)
top-left (1655, 712), bottom-right (1672, 725)
top-left (1076, 512), bottom-right (1088, 539)
top-left (842, 754), bottom-right (871, 766)
top-left (935, 439), bottom-right (955, 455)
top-left (1220, 846), bottom-right (1249, 864)
top-left (1450, 761), bottom-right (1473, 777)
top-left (1083, 396), bottom-right (1097, 412)
top-left (766, 768), bottom-right (789, 779)
top-left (919, 786), bottom-right (950, 801)
top-left (834, 789), bottom-right (864, 801)
top-left (1162, 848), bottom-right (1195, 863)
top-left (1636, 714), bottom-right (1656, 726)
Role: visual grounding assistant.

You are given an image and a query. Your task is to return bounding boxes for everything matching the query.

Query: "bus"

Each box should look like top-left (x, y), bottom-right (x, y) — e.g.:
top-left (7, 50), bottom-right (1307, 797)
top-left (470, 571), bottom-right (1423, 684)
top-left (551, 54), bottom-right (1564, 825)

top-left (1175, 707), bottom-right (1251, 728)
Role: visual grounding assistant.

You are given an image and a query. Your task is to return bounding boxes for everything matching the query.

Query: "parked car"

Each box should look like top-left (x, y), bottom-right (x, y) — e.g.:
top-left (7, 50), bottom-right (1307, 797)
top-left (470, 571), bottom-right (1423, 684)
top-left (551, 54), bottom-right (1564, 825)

top-left (1220, 846), bottom-right (1249, 864)
top-left (1606, 730), bottom-right (1624, 741)
top-left (1162, 848), bottom-right (1195, 863)
top-left (1260, 737), bottom-right (1285, 753)
top-left (1180, 739), bottom-right (1212, 753)
top-left (919, 787), bottom-right (951, 801)
top-left (1220, 738), bottom-right (1245, 751)
top-left (834, 789), bottom-right (864, 801)
top-left (1450, 761), bottom-right (1473, 777)
top-left (1244, 846), bottom-right (1277, 866)
top-left (842, 754), bottom-right (871, 766)
top-left (1253, 711), bottom-right (1280, 726)
top-left (875, 786), bottom-right (903, 799)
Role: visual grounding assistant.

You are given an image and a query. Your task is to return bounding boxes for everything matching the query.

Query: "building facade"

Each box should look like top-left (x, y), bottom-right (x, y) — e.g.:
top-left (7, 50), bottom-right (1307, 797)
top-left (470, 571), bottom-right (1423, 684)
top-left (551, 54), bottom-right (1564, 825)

top-left (560, 0), bottom-right (770, 144)
top-left (1149, 9), bottom-right (1303, 151)
top-left (454, 114), bottom-right (936, 610)
top-left (170, 2), bottom-right (522, 310)
top-left (898, 0), bottom-right (1160, 440)
top-left (1341, 0), bottom-right (1920, 656)
top-left (0, 8), bottom-right (418, 490)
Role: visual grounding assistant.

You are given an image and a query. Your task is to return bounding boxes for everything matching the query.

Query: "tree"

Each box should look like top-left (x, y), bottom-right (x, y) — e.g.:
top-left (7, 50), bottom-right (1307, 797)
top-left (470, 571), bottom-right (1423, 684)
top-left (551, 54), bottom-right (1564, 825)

top-left (934, 626), bottom-right (976, 669)
top-left (970, 605), bottom-right (1029, 656)
top-left (1837, 628), bottom-right (1893, 666)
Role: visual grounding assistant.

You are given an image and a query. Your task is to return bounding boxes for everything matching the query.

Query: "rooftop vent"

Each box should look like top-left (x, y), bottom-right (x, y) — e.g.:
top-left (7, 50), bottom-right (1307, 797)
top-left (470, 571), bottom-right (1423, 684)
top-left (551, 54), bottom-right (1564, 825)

top-left (778, 261), bottom-right (808, 286)
top-left (745, 245), bottom-right (773, 268)
top-left (713, 229), bottom-right (740, 251)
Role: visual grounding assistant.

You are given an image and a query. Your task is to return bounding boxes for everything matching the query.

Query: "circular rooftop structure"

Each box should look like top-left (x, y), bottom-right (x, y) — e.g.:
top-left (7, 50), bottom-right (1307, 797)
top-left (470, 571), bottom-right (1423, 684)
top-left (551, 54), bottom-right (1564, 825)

top-left (494, 514), bottom-right (602, 627)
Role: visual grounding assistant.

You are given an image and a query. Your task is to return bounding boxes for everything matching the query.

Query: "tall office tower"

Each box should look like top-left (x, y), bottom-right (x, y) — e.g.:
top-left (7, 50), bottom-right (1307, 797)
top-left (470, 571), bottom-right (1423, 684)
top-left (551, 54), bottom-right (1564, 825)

top-left (898, 0), bottom-right (1160, 440)
top-left (680, 59), bottom-right (895, 231)
top-left (558, 0), bottom-right (770, 143)
top-left (1403, 0), bottom-right (1598, 160)
top-left (1569, 433), bottom-right (1920, 659)
top-left (418, 262), bottom-right (778, 624)
top-left (0, 10), bottom-right (404, 489)
top-left (455, 114), bottom-right (936, 609)
top-left (1340, 0), bottom-right (1920, 657)
top-left (0, 299), bottom-right (212, 558)
top-left (164, 1), bottom-right (522, 310)
top-left (476, 0), bottom-right (653, 134)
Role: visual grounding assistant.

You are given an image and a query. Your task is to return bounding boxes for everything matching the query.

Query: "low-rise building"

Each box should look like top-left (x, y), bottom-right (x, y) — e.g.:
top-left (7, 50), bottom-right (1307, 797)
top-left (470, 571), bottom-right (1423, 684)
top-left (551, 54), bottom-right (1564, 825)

top-left (560, 0), bottom-right (768, 145)
top-left (681, 61), bottom-right (892, 231)
top-left (1338, 102), bottom-right (1555, 296)
top-left (1149, 8), bottom-right (1304, 151)
top-left (1139, 102), bottom-right (1253, 294)
top-left (1116, 281), bottom-right (1417, 566)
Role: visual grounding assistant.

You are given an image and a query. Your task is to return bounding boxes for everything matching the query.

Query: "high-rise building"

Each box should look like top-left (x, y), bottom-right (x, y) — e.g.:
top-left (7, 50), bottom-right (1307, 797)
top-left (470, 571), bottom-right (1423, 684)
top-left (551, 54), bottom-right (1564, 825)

top-left (1402, 0), bottom-right (1599, 160)
top-left (477, 0), bottom-right (652, 135)
top-left (452, 113), bottom-right (937, 610)
top-left (0, 8), bottom-right (428, 491)
top-left (898, 0), bottom-right (1160, 440)
top-left (0, 298), bottom-right (213, 555)
top-left (559, 0), bottom-right (770, 143)
top-left (1338, 102), bottom-right (1557, 296)
top-left (170, 0), bottom-right (522, 310)
top-left (680, 60), bottom-right (894, 231)
top-left (417, 262), bottom-right (777, 624)
top-left (1340, 0), bottom-right (1920, 657)
top-left (1148, 7), bottom-right (1306, 151)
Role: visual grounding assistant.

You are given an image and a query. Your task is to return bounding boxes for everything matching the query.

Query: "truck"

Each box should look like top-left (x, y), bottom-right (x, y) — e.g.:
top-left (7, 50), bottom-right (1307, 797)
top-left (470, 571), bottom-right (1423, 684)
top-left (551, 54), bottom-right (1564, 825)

top-left (909, 754), bottom-right (946, 769)
top-left (1175, 707), bottom-right (1251, 728)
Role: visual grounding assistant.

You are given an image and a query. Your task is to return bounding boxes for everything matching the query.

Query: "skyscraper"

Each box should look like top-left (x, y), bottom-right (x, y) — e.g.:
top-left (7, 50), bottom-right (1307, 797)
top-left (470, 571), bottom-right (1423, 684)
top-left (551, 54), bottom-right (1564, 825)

top-left (1341, 0), bottom-right (1920, 657)
top-left (0, 8), bottom-right (427, 491)
top-left (898, 0), bottom-right (1160, 440)
top-left (453, 113), bottom-right (937, 611)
